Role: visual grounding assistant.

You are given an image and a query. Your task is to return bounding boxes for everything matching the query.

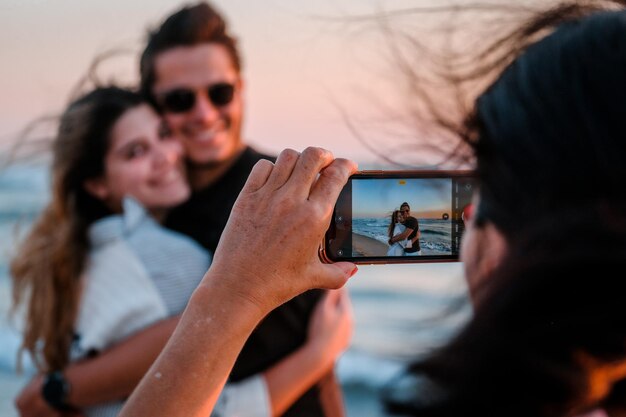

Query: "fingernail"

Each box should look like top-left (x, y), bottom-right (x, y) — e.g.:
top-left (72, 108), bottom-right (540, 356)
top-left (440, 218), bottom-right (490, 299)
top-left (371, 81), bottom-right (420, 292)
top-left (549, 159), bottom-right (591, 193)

top-left (349, 266), bottom-right (358, 278)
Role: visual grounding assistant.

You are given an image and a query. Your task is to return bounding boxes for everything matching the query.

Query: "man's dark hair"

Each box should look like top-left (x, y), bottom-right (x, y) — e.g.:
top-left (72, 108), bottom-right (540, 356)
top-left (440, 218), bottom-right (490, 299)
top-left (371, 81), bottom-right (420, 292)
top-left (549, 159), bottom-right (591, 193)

top-left (401, 202), bottom-right (410, 209)
top-left (139, 2), bottom-right (242, 104)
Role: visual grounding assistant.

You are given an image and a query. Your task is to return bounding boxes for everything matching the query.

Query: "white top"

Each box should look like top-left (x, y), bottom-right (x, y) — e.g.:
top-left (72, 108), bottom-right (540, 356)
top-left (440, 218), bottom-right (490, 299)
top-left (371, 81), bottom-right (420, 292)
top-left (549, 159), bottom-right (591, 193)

top-left (72, 198), bottom-right (270, 417)
top-left (387, 222), bottom-right (411, 256)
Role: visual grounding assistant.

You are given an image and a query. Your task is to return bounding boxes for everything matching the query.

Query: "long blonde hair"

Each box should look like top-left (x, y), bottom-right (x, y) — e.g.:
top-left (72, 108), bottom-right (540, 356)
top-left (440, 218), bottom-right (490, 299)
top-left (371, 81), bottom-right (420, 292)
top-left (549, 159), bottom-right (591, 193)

top-left (11, 87), bottom-right (144, 372)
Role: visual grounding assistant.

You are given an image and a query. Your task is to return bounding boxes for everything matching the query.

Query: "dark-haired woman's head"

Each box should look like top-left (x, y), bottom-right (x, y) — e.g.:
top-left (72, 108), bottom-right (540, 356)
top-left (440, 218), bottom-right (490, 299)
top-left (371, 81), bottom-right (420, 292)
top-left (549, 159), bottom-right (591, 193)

top-left (389, 4), bottom-right (626, 417)
top-left (460, 8), bottom-right (626, 298)
top-left (398, 208), bottom-right (626, 417)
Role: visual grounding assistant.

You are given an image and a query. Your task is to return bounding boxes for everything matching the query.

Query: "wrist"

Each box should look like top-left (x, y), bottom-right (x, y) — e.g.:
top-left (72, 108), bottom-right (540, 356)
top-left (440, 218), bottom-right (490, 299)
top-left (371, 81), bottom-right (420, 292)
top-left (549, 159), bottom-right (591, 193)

top-left (303, 338), bottom-right (335, 372)
top-left (192, 272), bottom-right (267, 330)
top-left (42, 371), bottom-right (75, 412)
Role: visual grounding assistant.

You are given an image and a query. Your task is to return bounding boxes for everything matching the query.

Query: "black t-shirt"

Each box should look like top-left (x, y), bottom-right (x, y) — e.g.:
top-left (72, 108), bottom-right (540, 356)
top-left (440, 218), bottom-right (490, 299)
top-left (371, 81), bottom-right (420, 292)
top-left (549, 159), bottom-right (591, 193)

top-left (165, 147), bottom-right (324, 417)
top-left (403, 216), bottom-right (421, 253)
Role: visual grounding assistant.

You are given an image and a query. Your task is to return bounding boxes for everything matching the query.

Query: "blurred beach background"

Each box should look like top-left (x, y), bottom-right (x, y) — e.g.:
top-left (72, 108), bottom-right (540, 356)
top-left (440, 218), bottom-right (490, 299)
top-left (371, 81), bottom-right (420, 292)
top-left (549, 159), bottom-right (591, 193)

top-left (0, 0), bottom-right (474, 415)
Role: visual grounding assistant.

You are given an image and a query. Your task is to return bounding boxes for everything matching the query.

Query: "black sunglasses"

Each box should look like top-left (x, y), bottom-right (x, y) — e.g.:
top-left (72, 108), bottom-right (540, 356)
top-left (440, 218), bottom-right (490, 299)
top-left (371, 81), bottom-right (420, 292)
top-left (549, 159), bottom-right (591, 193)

top-left (157, 82), bottom-right (235, 113)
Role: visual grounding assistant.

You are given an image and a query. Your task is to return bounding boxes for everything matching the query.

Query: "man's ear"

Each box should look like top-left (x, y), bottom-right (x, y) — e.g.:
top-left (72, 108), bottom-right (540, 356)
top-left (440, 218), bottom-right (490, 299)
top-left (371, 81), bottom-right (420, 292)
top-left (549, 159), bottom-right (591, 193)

top-left (83, 177), bottom-right (109, 201)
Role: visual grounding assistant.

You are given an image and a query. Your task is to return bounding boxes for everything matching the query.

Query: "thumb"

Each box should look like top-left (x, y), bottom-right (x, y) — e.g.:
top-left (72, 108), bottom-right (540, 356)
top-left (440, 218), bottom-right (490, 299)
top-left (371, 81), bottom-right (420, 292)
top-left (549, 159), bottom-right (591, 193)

top-left (316, 262), bottom-right (358, 289)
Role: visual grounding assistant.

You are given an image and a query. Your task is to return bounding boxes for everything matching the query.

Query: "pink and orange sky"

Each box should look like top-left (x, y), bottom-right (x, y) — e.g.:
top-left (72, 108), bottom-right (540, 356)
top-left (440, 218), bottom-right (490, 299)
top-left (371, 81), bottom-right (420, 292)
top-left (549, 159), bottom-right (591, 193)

top-left (0, 0), bottom-right (442, 164)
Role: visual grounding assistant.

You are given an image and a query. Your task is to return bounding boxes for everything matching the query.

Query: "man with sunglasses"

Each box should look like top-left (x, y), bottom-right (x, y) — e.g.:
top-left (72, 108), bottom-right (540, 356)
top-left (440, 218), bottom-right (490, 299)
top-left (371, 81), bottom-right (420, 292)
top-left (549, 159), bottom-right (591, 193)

top-left (141, 3), bottom-right (340, 417)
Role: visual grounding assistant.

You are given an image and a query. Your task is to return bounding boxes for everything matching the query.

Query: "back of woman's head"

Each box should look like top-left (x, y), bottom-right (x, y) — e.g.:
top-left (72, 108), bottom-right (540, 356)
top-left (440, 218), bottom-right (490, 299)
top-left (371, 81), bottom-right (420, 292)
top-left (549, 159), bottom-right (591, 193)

top-left (391, 205), bottom-right (626, 416)
top-left (11, 86), bottom-right (144, 372)
top-left (470, 7), bottom-right (626, 235)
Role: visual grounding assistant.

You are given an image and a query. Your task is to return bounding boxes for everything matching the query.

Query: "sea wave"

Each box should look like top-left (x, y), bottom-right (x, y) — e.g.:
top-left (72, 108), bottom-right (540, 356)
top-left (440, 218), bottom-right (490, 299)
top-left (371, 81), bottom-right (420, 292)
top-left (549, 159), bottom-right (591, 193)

top-left (354, 218), bottom-right (453, 255)
top-left (421, 228), bottom-right (448, 236)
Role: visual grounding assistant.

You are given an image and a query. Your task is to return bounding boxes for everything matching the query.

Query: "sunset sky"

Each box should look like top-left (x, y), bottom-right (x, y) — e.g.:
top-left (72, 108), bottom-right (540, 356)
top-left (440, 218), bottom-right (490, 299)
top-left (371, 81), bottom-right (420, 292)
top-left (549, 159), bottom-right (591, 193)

top-left (352, 178), bottom-right (452, 218)
top-left (0, 0), bottom-right (441, 164)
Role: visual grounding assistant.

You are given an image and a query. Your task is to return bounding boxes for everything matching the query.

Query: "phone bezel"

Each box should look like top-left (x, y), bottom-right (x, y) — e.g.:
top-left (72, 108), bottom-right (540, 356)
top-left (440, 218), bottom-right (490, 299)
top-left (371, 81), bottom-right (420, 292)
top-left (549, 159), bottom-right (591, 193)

top-left (320, 169), bottom-right (475, 265)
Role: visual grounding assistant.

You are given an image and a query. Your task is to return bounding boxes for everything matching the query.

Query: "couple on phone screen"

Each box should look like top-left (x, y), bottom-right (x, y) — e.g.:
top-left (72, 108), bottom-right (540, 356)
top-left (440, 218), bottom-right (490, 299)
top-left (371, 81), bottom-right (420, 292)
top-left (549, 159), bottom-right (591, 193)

top-left (387, 202), bottom-right (421, 256)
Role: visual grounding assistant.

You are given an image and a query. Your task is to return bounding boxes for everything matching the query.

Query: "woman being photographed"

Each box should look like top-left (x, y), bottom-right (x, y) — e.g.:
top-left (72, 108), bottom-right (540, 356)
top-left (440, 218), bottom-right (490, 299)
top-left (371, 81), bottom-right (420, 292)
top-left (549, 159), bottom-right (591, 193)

top-left (387, 210), bottom-right (409, 256)
top-left (11, 86), bottom-right (352, 417)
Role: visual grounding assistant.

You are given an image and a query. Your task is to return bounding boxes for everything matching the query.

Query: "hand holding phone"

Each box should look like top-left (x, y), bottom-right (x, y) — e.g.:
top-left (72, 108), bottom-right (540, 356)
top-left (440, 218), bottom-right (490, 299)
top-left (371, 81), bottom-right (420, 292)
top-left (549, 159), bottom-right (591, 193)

top-left (321, 170), bottom-right (475, 264)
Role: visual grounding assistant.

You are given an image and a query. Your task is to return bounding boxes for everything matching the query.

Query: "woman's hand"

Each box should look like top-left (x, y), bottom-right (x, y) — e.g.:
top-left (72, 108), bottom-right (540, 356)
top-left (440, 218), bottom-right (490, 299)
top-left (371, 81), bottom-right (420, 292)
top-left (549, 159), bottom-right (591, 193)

top-left (120, 148), bottom-right (358, 417)
top-left (207, 147), bottom-right (358, 315)
top-left (262, 289), bottom-right (353, 416)
top-left (306, 288), bottom-right (353, 372)
top-left (15, 375), bottom-right (84, 417)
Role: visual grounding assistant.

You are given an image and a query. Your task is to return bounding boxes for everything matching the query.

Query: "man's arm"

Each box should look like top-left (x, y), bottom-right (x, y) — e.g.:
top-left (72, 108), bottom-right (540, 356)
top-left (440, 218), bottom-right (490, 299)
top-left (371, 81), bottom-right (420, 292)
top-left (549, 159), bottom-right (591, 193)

top-left (390, 228), bottom-right (414, 244)
top-left (411, 229), bottom-right (421, 245)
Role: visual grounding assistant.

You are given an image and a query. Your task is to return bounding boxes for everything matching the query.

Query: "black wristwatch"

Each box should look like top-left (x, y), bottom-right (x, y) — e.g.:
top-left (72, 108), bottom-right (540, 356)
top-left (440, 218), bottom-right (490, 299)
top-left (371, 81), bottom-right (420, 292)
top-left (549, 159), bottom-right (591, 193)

top-left (42, 371), bottom-right (73, 411)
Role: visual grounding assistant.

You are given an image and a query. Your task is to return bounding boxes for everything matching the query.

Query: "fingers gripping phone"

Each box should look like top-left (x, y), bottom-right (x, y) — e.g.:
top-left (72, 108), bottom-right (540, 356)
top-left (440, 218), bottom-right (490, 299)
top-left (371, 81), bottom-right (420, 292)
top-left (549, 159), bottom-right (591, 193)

top-left (321, 170), bottom-right (476, 264)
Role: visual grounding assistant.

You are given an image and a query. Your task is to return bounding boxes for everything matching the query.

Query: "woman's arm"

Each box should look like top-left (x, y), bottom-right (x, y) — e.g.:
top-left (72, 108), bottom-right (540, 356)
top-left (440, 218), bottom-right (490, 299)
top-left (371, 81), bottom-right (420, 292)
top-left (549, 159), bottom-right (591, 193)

top-left (15, 316), bottom-right (179, 417)
top-left (119, 148), bottom-right (358, 417)
top-left (17, 288), bottom-right (350, 417)
top-left (18, 238), bottom-right (351, 417)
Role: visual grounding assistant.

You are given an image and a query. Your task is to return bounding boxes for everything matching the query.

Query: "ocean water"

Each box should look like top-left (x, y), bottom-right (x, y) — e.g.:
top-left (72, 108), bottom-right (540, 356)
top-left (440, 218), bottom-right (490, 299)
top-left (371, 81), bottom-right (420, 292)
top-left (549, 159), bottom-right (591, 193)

top-left (0, 165), bottom-right (471, 416)
top-left (353, 217), bottom-right (453, 254)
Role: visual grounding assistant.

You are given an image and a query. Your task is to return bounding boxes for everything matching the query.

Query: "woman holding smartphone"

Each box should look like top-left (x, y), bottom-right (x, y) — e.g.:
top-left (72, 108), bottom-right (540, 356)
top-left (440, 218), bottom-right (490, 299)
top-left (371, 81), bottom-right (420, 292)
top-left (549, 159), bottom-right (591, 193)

top-left (117, 2), bottom-right (626, 417)
top-left (11, 86), bottom-right (352, 417)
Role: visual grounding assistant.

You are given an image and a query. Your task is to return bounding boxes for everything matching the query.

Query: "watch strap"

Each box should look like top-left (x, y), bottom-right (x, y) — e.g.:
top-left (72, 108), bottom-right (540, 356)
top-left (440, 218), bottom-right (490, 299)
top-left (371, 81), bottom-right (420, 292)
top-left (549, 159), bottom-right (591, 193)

top-left (42, 371), bottom-right (74, 412)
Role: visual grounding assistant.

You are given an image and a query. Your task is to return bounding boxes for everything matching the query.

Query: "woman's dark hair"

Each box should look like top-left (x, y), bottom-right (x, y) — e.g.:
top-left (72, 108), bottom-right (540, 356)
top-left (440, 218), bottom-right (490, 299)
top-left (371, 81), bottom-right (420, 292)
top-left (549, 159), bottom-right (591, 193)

top-left (382, 3), bottom-right (626, 416)
top-left (465, 6), bottom-right (626, 236)
top-left (390, 205), bottom-right (626, 417)
top-left (139, 2), bottom-right (241, 106)
top-left (11, 87), bottom-right (144, 371)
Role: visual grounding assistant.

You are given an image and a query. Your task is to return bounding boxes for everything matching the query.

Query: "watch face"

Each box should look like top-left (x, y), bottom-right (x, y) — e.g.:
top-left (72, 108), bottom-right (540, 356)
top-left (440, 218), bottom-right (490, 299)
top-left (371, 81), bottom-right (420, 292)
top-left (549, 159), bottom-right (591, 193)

top-left (42, 371), bottom-right (70, 410)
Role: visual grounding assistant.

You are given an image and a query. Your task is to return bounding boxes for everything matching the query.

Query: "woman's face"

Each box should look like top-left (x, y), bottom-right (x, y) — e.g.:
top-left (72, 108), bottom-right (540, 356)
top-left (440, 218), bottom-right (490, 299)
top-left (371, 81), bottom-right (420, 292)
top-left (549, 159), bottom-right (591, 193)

top-left (460, 207), bottom-right (483, 296)
top-left (460, 194), bottom-right (508, 304)
top-left (397, 211), bottom-right (405, 223)
top-left (86, 104), bottom-right (190, 214)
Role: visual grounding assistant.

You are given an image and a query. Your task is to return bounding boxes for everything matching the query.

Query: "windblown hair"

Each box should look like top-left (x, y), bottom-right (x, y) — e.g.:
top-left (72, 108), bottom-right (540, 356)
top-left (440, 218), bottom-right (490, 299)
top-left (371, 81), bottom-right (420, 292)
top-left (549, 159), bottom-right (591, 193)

top-left (382, 2), bottom-right (626, 416)
top-left (388, 210), bottom-right (402, 240)
top-left (139, 2), bottom-right (241, 105)
top-left (464, 4), bottom-right (626, 237)
top-left (11, 87), bottom-right (144, 372)
top-left (392, 206), bottom-right (626, 416)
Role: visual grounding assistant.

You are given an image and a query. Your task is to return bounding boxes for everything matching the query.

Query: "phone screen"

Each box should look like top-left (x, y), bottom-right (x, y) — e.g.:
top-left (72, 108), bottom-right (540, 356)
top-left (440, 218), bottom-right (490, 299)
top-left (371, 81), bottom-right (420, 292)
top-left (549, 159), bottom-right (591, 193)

top-left (323, 171), bottom-right (475, 264)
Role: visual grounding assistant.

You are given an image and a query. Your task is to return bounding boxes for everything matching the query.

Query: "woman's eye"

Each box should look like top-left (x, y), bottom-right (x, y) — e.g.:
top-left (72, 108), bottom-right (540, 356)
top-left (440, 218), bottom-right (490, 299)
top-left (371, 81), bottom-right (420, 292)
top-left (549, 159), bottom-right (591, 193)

top-left (126, 143), bottom-right (148, 159)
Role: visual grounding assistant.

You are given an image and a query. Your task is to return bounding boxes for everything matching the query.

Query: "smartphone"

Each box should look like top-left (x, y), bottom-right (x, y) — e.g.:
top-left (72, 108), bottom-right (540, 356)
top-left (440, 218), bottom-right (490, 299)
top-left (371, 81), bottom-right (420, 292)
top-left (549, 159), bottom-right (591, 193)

top-left (321, 170), bottom-right (476, 264)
